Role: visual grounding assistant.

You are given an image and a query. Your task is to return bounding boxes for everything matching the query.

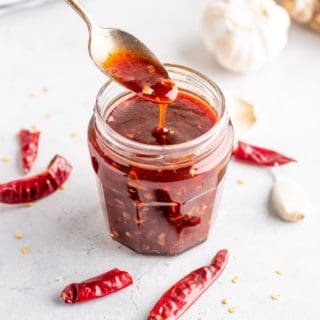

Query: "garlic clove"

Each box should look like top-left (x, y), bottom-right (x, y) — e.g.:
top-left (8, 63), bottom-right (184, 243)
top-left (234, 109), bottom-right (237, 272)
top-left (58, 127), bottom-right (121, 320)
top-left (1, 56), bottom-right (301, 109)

top-left (271, 168), bottom-right (308, 222)
top-left (309, 13), bottom-right (320, 32)
top-left (228, 96), bottom-right (257, 133)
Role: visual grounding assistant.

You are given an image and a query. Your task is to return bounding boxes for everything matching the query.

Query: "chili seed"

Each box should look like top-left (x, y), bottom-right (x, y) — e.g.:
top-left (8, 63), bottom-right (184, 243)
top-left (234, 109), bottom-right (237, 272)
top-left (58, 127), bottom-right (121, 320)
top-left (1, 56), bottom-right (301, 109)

top-left (31, 125), bottom-right (40, 132)
top-left (70, 131), bottom-right (79, 138)
top-left (144, 193), bottom-right (153, 200)
top-left (42, 87), bottom-right (48, 93)
top-left (147, 65), bottom-right (156, 73)
top-left (1, 156), bottom-right (10, 163)
top-left (122, 211), bottom-right (130, 220)
top-left (158, 233), bottom-right (166, 246)
top-left (231, 276), bottom-right (239, 284)
top-left (26, 202), bottom-right (33, 207)
top-left (189, 168), bottom-right (196, 176)
top-left (221, 298), bottom-right (229, 305)
top-left (237, 178), bottom-right (245, 184)
top-left (111, 229), bottom-right (120, 239)
top-left (44, 112), bottom-right (53, 119)
top-left (125, 232), bottom-right (132, 238)
top-left (59, 184), bottom-right (65, 190)
top-left (271, 294), bottom-right (280, 301)
top-left (126, 133), bottom-right (134, 139)
top-left (21, 246), bottom-right (30, 254)
top-left (15, 232), bottom-right (24, 239)
top-left (142, 86), bottom-right (153, 95)
top-left (228, 307), bottom-right (236, 314)
top-left (30, 93), bottom-right (38, 98)
top-left (115, 199), bottom-right (125, 208)
top-left (275, 269), bottom-right (284, 276)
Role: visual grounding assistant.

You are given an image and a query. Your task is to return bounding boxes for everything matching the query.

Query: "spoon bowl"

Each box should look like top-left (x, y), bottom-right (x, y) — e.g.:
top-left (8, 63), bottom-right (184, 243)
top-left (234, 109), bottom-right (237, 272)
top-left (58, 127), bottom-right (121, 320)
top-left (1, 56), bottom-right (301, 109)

top-left (65, 0), bottom-right (178, 103)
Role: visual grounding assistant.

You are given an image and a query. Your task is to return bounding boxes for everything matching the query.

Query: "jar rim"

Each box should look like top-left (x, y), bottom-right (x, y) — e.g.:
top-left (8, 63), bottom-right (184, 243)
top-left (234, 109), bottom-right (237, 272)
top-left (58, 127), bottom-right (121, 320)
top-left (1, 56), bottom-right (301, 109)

top-left (94, 63), bottom-right (227, 157)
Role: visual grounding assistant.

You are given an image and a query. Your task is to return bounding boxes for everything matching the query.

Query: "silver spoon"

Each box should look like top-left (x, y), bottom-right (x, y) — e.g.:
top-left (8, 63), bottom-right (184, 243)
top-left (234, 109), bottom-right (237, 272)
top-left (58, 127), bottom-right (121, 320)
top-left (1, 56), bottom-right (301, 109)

top-left (65, 0), bottom-right (178, 103)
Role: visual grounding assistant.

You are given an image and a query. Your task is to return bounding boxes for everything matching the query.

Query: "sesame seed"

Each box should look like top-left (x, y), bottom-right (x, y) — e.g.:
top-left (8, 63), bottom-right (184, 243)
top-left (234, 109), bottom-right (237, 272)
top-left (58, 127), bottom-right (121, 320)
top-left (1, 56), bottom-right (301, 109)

top-left (30, 93), bottom-right (38, 99)
top-left (237, 178), bottom-right (245, 184)
top-left (15, 232), bottom-right (24, 239)
top-left (42, 87), bottom-right (48, 93)
top-left (21, 246), bottom-right (30, 254)
top-left (275, 270), bottom-right (284, 276)
top-left (44, 112), bottom-right (53, 119)
top-left (228, 307), bottom-right (236, 314)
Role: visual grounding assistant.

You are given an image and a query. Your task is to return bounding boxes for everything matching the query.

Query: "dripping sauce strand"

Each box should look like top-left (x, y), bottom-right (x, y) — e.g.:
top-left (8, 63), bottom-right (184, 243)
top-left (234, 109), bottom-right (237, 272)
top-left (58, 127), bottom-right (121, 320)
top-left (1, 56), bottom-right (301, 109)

top-left (153, 104), bottom-right (169, 144)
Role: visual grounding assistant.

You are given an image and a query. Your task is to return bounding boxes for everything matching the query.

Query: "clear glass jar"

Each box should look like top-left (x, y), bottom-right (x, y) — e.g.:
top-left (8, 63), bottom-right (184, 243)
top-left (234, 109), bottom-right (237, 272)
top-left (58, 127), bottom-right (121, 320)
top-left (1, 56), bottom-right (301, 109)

top-left (88, 64), bottom-right (234, 255)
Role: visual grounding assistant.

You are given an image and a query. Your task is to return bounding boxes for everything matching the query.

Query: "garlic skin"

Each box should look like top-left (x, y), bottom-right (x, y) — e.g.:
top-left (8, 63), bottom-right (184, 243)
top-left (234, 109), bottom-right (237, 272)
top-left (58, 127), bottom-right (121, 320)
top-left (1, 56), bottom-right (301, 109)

top-left (202, 0), bottom-right (290, 72)
top-left (227, 96), bottom-right (257, 133)
top-left (271, 169), bottom-right (308, 222)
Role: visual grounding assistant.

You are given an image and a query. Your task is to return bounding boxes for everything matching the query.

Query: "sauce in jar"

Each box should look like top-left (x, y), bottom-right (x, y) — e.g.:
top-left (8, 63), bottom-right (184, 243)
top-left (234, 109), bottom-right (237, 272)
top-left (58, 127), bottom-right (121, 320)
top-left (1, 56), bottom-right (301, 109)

top-left (88, 64), bottom-right (233, 255)
top-left (107, 92), bottom-right (217, 145)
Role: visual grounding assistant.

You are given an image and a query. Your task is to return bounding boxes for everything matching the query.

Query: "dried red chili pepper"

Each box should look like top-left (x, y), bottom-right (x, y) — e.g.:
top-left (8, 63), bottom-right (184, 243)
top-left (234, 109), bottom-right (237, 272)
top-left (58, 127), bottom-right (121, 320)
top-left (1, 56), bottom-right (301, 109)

top-left (0, 155), bottom-right (72, 204)
top-left (147, 249), bottom-right (228, 320)
top-left (61, 268), bottom-right (133, 304)
top-left (233, 141), bottom-right (296, 166)
top-left (18, 129), bottom-right (40, 174)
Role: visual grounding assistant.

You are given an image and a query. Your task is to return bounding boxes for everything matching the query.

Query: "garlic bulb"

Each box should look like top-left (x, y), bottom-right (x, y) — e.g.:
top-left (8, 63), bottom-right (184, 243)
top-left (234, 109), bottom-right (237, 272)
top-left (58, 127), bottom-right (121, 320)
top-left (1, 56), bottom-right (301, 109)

top-left (283, 0), bottom-right (320, 32)
top-left (202, 0), bottom-right (290, 72)
top-left (271, 168), bottom-right (308, 222)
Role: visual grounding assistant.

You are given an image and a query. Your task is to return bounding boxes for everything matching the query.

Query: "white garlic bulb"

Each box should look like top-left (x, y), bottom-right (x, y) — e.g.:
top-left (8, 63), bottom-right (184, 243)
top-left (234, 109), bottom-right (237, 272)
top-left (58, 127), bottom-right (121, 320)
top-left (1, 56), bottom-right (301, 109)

top-left (202, 0), bottom-right (290, 72)
top-left (271, 168), bottom-right (308, 222)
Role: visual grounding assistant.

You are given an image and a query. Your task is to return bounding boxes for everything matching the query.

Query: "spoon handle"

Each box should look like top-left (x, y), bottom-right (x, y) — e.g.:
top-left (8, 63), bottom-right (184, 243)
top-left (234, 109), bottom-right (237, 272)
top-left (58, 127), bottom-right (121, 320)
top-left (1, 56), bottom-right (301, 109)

top-left (65, 0), bottom-right (96, 31)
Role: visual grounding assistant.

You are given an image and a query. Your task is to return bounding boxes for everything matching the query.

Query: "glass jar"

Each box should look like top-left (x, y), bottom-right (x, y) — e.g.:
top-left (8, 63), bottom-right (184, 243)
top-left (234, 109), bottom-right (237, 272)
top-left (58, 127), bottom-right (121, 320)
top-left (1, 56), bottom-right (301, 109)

top-left (88, 64), bottom-right (234, 255)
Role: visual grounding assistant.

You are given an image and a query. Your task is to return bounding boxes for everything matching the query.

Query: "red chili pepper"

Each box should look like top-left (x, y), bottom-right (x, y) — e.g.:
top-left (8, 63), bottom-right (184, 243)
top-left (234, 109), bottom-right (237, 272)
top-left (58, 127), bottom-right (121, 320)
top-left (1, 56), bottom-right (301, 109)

top-left (233, 141), bottom-right (296, 166)
top-left (148, 249), bottom-right (228, 320)
top-left (18, 129), bottom-right (40, 174)
top-left (0, 155), bottom-right (72, 204)
top-left (61, 268), bottom-right (133, 304)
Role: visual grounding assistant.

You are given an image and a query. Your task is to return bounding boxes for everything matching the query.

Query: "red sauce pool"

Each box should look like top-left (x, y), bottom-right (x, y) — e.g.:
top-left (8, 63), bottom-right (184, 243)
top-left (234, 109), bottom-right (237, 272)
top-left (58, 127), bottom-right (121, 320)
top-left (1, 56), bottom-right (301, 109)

top-left (107, 92), bottom-right (218, 145)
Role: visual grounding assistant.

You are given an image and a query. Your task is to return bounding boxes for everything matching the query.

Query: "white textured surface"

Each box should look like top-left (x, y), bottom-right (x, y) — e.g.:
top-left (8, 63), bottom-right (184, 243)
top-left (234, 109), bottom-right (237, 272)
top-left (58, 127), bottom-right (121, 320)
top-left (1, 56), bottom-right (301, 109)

top-left (0, 1), bottom-right (319, 319)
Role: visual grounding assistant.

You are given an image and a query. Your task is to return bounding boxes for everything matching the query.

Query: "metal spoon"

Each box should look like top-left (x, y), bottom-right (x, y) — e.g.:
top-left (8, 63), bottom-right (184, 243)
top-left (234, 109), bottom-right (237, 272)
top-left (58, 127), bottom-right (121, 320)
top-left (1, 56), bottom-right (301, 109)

top-left (65, 0), bottom-right (178, 103)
